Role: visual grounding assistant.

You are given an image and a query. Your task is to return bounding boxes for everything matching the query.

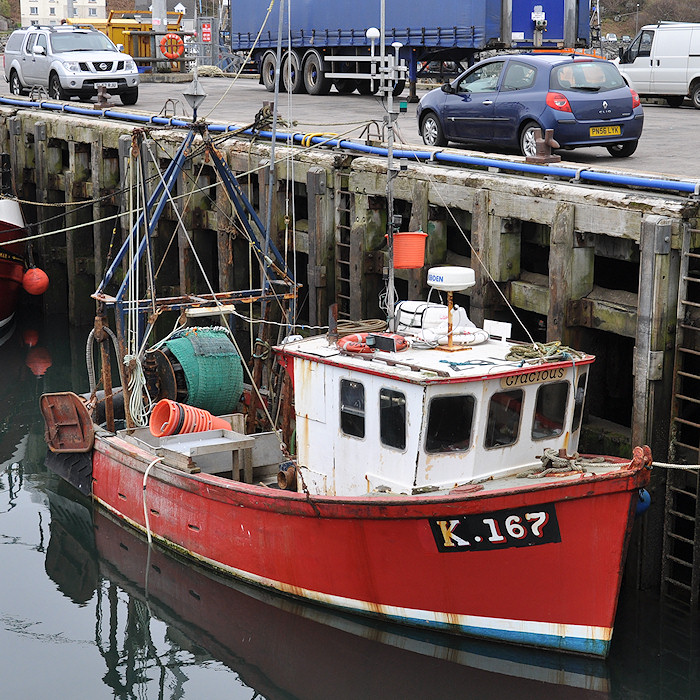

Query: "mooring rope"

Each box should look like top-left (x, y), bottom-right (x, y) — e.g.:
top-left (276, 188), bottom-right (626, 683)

top-left (517, 448), bottom-right (614, 479)
top-left (142, 457), bottom-right (164, 546)
top-left (651, 461), bottom-right (700, 470)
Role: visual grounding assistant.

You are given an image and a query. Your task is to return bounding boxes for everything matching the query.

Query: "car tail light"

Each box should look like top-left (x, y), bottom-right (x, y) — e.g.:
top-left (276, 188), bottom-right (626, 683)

top-left (630, 89), bottom-right (641, 108)
top-left (546, 91), bottom-right (572, 112)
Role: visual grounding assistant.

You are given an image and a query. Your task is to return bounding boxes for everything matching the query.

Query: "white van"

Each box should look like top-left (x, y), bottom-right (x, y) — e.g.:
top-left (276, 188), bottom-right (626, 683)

top-left (616, 22), bottom-right (700, 108)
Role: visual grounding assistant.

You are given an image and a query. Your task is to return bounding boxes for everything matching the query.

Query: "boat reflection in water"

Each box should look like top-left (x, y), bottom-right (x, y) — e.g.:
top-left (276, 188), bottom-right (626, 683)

top-left (44, 467), bottom-right (609, 700)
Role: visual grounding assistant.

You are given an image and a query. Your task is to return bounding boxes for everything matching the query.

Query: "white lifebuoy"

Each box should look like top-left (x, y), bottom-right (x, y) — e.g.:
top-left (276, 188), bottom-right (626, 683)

top-left (437, 328), bottom-right (490, 346)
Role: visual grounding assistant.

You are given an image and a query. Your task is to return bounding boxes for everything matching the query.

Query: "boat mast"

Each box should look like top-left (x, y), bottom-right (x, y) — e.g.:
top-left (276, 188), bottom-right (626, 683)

top-left (381, 0), bottom-right (399, 332)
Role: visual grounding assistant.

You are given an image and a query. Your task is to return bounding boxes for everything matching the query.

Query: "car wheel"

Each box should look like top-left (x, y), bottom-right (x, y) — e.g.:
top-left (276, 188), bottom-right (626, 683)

top-left (519, 121), bottom-right (542, 158)
top-left (9, 70), bottom-right (24, 96)
top-left (666, 95), bottom-right (684, 107)
top-left (692, 83), bottom-right (700, 110)
top-left (420, 112), bottom-right (446, 147)
top-left (49, 73), bottom-right (68, 101)
top-left (261, 51), bottom-right (277, 92)
top-left (120, 87), bottom-right (138, 106)
top-left (303, 50), bottom-right (331, 95)
top-left (607, 141), bottom-right (638, 158)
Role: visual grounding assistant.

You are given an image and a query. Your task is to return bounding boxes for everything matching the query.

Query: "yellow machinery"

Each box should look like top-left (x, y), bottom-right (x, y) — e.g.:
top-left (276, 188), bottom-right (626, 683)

top-left (68, 11), bottom-right (187, 71)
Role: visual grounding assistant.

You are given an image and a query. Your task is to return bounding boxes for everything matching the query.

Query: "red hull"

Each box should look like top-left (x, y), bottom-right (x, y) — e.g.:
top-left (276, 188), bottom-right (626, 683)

top-left (0, 202), bottom-right (26, 326)
top-left (91, 508), bottom-right (609, 698)
top-left (0, 260), bottom-right (23, 326)
top-left (92, 434), bottom-right (649, 656)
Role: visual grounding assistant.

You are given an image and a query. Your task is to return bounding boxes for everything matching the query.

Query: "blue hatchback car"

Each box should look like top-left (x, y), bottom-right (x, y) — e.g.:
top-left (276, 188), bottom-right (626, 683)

top-left (417, 54), bottom-right (644, 158)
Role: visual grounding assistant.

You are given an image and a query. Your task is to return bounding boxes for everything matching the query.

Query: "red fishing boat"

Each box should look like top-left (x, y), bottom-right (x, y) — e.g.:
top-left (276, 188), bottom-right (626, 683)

top-left (44, 489), bottom-right (611, 697)
top-left (0, 198), bottom-right (26, 328)
top-left (40, 123), bottom-right (651, 658)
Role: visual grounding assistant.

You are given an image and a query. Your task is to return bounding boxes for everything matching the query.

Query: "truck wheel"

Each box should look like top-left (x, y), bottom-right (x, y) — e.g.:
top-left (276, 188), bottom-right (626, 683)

top-left (392, 79), bottom-right (406, 97)
top-left (49, 73), bottom-right (68, 101)
top-left (607, 141), bottom-right (638, 157)
top-left (692, 83), bottom-right (700, 109)
top-left (303, 50), bottom-right (331, 95)
top-left (420, 112), bottom-right (446, 147)
top-left (9, 70), bottom-right (24, 96)
top-left (282, 51), bottom-right (306, 93)
top-left (357, 79), bottom-right (379, 95)
top-left (261, 52), bottom-right (277, 92)
top-left (666, 95), bottom-right (684, 107)
top-left (334, 79), bottom-right (357, 94)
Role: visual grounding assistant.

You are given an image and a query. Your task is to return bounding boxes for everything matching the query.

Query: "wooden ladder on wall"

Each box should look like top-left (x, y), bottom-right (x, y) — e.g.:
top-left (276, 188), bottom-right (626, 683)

top-left (334, 170), bottom-right (353, 320)
top-left (662, 224), bottom-right (700, 608)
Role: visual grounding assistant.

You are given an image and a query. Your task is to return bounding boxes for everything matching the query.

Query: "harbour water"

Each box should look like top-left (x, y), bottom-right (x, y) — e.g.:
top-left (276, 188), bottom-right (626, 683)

top-left (1, 313), bottom-right (699, 699)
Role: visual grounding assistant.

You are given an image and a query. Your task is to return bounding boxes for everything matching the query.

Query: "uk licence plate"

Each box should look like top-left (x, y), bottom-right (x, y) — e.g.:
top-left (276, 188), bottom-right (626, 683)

top-left (95, 82), bottom-right (118, 89)
top-left (590, 125), bottom-right (621, 137)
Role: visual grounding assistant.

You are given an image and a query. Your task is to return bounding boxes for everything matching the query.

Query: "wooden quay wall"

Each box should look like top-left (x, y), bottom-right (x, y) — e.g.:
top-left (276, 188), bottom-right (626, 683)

top-left (2, 104), bottom-right (699, 591)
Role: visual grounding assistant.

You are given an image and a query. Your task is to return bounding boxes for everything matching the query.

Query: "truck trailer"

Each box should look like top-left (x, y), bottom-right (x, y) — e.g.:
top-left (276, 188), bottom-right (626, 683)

top-left (230, 0), bottom-right (591, 99)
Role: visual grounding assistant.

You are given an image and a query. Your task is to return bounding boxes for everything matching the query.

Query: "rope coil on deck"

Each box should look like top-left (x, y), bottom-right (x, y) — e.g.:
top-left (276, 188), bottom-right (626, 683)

top-left (505, 341), bottom-right (587, 364)
top-left (517, 448), bottom-right (614, 479)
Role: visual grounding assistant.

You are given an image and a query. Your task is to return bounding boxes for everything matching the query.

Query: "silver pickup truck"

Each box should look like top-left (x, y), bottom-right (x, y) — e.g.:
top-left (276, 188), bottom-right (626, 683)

top-left (3, 24), bottom-right (139, 104)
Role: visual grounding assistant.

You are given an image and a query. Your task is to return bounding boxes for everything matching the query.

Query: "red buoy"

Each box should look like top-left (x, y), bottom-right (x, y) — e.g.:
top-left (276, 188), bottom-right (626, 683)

top-left (26, 346), bottom-right (52, 376)
top-left (23, 267), bottom-right (49, 295)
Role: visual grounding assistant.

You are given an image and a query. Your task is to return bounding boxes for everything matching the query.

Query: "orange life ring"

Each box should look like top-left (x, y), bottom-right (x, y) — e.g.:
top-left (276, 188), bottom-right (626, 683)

top-left (160, 33), bottom-right (185, 60)
top-left (337, 332), bottom-right (409, 354)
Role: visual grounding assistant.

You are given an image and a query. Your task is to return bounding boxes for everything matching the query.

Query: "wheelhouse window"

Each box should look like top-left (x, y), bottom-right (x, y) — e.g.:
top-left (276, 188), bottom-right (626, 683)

top-left (532, 382), bottom-right (569, 440)
top-left (485, 389), bottom-right (523, 448)
top-left (340, 379), bottom-right (365, 438)
top-left (572, 373), bottom-right (588, 432)
top-left (426, 395), bottom-right (475, 453)
top-left (380, 388), bottom-right (406, 450)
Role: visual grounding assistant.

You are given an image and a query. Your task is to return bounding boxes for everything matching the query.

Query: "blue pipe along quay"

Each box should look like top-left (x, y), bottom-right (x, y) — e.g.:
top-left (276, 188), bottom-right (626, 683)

top-left (1, 95), bottom-right (698, 197)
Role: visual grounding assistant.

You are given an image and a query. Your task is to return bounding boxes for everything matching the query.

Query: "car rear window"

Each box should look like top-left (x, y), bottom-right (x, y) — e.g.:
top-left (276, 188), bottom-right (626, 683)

top-left (550, 61), bottom-right (625, 92)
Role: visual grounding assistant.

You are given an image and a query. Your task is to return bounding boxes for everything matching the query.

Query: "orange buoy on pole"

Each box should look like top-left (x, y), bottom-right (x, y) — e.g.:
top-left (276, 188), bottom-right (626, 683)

top-left (22, 267), bottom-right (49, 295)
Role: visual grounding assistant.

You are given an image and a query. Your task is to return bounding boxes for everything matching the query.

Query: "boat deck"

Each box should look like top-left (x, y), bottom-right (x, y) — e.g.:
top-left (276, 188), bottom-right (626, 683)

top-left (280, 333), bottom-right (593, 385)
